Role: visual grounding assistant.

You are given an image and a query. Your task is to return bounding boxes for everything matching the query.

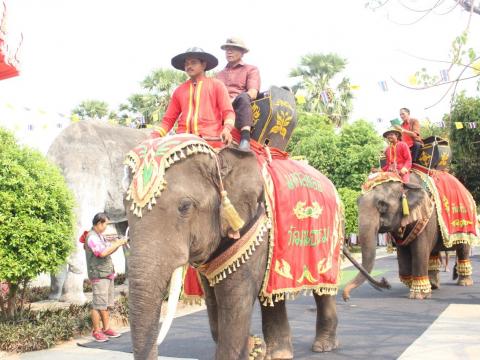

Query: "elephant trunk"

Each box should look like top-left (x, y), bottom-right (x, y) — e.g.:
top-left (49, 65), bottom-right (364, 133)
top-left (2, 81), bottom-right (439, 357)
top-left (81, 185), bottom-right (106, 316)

top-left (342, 211), bottom-right (381, 301)
top-left (129, 248), bottom-right (184, 360)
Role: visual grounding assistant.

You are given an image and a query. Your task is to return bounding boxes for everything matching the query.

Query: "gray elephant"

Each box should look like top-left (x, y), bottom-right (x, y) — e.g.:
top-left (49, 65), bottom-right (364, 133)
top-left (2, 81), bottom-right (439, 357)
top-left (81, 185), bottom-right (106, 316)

top-left (343, 171), bottom-right (476, 301)
top-left (124, 134), bottom-right (388, 360)
top-left (47, 121), bottom-right (149, 302)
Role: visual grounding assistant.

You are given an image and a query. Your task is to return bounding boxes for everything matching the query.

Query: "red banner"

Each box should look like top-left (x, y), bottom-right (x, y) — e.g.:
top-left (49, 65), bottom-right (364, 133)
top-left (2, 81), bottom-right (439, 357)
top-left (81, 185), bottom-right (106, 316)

top-left (413, 168), bottom-right (478, 247)
top-left (258, 156), bottom-right (343, 304)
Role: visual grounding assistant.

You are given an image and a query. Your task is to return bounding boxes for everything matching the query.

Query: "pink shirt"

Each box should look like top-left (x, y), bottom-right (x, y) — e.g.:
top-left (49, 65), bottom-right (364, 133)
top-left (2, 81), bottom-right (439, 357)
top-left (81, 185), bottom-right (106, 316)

top-left (217, 61), bottom-right (261, 99)
top-left (87, 232), bottom-right (115, 280)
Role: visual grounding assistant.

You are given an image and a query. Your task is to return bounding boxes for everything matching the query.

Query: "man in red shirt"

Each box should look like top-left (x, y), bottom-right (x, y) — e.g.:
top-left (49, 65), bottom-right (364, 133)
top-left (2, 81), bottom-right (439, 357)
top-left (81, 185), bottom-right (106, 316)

top-left (217, 38), bottom-right (261, 152)
top-left (399, 107), bottom-right (422, 162)
top-left (151, 47), bottom-right (235, 145)
top-left (379, 128), bottom-right (412, 182)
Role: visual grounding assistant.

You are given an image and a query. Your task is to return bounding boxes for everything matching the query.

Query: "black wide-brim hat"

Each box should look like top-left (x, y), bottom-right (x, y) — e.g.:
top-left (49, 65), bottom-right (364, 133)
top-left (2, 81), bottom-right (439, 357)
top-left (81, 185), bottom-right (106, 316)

top-left (171, 47), bottom-right (218, 71)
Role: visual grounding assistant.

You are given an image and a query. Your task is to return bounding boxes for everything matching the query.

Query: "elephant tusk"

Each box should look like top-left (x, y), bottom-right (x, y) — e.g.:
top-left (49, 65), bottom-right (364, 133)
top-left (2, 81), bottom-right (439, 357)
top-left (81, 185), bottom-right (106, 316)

top-left (157, 266), bottom-right (183, 345)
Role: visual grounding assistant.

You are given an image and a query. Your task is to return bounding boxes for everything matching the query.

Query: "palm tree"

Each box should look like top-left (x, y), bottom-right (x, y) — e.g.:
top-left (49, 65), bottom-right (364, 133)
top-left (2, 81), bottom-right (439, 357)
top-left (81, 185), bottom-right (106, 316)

top-left (72, 100), bottom-right (109, 120)
top-left (121, 69), bottom-right (187, 124)
top-left (290, 53), bottom-right (353, 126)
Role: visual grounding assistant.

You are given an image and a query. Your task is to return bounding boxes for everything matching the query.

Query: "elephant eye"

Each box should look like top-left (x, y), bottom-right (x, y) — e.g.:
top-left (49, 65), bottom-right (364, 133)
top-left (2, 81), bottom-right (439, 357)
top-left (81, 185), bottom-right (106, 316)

top-left (178, 198), bottom-right (194, 215)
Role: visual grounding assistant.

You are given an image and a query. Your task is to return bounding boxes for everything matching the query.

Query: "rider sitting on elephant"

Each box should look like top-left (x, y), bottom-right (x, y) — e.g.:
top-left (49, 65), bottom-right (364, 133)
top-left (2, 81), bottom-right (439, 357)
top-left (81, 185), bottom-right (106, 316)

top-left (374, 127), bottom-right (412, 182)
top-left (217, 37), bottom-right (261, 152)
top-left (151, 47), bottom-right (235, 146)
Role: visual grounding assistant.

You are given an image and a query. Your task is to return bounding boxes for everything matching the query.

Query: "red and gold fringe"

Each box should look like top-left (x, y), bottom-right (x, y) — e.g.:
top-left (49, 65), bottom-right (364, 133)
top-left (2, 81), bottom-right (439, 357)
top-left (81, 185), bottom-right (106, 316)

top-left (411, 276), bottom-right (431, 293)
top-left (457, 259), bottom-right (473, 276)
top-left (428, 255), bottom-right (441, 272)
top-left (399, 275), bottom-right (412, 288)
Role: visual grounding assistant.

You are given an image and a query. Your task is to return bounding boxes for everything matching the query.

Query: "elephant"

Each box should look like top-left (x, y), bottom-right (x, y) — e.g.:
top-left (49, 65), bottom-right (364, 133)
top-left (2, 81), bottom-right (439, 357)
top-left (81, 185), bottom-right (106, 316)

top-left (343, 171), bottom-right (475, 301)
top-left (124, 134), bottom-right (389, 360)
top-left (47, 121), bottom-right (149, 302)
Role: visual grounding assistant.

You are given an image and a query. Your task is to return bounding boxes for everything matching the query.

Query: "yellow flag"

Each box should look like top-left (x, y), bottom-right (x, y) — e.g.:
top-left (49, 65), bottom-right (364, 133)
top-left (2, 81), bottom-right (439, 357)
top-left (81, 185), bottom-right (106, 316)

top-left (455, 122), bottom-right (464, 129)
top-left (408, 74), bottom-right (418, 86)
top-left (295, 95), bottom-right (306, 105)
top-left (472, 60), bottom-right (480, 76)
top-left (350, 85), bottom-right (360, 90)
top-left (71, 114), bottom-right (80, 123)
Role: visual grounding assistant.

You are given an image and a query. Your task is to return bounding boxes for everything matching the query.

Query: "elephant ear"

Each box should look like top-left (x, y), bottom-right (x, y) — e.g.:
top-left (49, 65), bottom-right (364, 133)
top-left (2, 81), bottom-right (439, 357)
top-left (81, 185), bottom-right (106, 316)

top-left (401, 183), bottom-right (434, 227)
top-left (216, 148), bottom-right (264, 236)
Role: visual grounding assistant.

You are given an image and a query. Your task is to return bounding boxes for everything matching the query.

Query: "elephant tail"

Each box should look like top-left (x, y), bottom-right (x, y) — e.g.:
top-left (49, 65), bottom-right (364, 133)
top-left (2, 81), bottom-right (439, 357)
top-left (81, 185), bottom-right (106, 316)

top-left (342, 245), bottom-right (391, 301)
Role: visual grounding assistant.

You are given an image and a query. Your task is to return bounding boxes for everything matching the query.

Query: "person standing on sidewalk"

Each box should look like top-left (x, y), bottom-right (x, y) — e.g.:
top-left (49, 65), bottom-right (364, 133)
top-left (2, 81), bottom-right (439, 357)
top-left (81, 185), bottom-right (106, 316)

top-left (85, 212), bottom-right (127, 342)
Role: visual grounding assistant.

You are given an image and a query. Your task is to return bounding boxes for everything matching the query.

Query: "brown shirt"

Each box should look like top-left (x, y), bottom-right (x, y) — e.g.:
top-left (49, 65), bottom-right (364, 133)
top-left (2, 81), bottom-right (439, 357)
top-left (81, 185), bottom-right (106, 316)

top-left (217, 61), bottom-right (261, 99)
top-left (401, 118), bottom-right (421, 147)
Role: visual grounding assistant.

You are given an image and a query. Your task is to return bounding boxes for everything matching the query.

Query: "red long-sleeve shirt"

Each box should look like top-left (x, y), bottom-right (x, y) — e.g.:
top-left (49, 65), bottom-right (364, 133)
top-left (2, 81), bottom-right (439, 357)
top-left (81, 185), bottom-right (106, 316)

top-left (382, 141), bottom-right (412, 182)
top-left (154, 76), bottom-right (235, 138)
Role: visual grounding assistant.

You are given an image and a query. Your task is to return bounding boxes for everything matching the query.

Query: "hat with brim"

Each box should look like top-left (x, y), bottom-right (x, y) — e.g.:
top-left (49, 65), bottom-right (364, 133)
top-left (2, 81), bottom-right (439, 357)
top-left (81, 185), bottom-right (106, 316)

top-left (171, 47), bottom-right (218, 71)
top-left (383, 128), bottom-right (402, 139)
top-left (220, 37), bottom-right (249, 53)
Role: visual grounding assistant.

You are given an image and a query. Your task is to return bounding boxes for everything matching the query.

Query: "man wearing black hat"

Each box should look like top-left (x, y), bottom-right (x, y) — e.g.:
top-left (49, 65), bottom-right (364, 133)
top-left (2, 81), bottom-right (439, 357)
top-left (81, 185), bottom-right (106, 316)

top-left (152, 47), bottom-right (235, 145)
top-left (217, 37), bottom-right (261, 152)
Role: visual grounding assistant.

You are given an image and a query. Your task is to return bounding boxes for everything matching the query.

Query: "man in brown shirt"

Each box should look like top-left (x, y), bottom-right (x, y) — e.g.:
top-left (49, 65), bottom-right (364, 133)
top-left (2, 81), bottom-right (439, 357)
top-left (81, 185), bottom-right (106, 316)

top-left (217, 37), bottom-right (261, 151)
top-left (399, 107), bottom-right (422, 162)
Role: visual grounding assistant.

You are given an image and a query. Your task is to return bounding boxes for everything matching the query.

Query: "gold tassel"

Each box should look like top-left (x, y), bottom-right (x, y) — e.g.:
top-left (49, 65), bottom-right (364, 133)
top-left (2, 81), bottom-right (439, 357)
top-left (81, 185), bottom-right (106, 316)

top-left (402, 194), bottom-right (410, 216)
top-left (220, 190), bottom-right (245, 231)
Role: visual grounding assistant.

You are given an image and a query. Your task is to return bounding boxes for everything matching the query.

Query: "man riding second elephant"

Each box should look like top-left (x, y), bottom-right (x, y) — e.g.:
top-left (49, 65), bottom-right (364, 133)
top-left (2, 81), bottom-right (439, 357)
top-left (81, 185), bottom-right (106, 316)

top-left (217, 37), bottom-right (261, 152)
top-left (151, 47), bottom-right (235, 146)
top-left (373, 127), bottom-right (412, 183)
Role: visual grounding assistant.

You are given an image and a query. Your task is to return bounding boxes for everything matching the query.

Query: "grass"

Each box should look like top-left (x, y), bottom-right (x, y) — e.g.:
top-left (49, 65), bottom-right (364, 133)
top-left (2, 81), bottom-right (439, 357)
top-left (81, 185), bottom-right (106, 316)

top-left (338, 269), bottom-right (387, 288)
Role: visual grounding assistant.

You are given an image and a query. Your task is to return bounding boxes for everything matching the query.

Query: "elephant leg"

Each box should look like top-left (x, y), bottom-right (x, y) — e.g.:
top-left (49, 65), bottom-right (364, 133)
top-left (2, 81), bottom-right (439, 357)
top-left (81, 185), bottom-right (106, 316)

top-left (428, 251), bottom-right (441, 290)
top-left (396, 246), bottom-right (412, 289)
top-left (114, 221), bottom-right (129, 285)
top-left (261, 299), bottom-right (293, 360)
top-left (200, 275), bottom-right (219, 344)
top-left (214, 239), bottom-right (268, 360)
top-left (408, 235), bottom-right (432, 300)
top-left (49, 264), bottom-right (68, 300)
top-left (455, 244), bottom-right (473, 286)
top-left (312, 293), bottom-right (338, 353)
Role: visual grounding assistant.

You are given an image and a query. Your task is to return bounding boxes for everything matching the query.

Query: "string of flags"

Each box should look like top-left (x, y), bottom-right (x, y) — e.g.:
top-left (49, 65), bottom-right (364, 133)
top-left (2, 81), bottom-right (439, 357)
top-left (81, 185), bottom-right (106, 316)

top-left (376, 117), bottom-right (479, 130)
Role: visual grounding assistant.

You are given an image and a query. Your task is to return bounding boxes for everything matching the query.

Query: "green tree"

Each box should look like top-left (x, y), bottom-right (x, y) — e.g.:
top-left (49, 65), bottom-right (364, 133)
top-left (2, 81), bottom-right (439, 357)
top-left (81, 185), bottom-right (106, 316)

top-left (120, 68), bottom-right (187, 124)
top-left (290, 53), bottom-right (354, 126)
top-left (71, 100), bottom-right (109, 120)
top-left (0, 129), bottom-right (75, 319)
top-left (288, 114), bottom-right (384, 190)
top-left (447, 94), bottom-right (480, 203)
top-left (338, 187), bottom-right (361, 235)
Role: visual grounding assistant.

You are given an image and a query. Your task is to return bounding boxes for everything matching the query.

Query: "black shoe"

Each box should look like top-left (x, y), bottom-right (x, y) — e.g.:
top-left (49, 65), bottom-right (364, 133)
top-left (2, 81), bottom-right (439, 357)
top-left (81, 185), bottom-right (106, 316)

top-left (238, 139), bottom-right (251, 152)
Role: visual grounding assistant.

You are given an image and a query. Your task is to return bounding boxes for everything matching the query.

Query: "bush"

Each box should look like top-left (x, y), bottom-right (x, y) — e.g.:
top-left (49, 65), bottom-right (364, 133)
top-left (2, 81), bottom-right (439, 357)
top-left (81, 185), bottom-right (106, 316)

top-left (447, 94), bottom-right (480, 203)
top-left (0, 128), bottom-right (76, 318)
top-left (0, 304), bottom-right (91, 352)
top-left (0, 294), bottom-right (130, 353)
top-left (338, 187), bottom-right (360, 235)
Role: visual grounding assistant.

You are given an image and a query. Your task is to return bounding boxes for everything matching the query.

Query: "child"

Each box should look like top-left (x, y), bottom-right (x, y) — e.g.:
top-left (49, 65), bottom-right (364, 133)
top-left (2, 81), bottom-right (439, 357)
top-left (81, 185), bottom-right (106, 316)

top-left (85, 212), bottom-right (127, 342)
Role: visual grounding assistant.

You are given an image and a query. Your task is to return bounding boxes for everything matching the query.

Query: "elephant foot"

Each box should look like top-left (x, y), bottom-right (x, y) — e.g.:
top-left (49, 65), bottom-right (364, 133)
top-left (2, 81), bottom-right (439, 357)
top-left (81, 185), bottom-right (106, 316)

top-left (248, 335), bottom-right (267, 360)
top-left (312, 336), bottom-right (338, 353)
top-left (457, 276), bottom-right (473, 286)
top-left (408, 291), bottom-right (431, 300)
top-left (428, 271), bottom-right (440, 290)
top-left (264, 344), bottom-right (293, 360)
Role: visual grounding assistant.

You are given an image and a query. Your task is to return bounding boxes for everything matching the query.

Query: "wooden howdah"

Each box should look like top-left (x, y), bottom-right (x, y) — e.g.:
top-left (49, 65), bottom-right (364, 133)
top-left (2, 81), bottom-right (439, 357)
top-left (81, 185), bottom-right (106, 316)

top-left (250, 86), bottom-right (297, 151)
top-left (379, 136), bottom-right (452, 171)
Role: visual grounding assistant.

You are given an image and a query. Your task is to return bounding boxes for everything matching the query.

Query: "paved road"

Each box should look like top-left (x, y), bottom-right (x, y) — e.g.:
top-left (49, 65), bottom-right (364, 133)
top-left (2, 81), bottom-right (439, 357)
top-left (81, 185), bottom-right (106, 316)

top-left (10, 253), bottom-right (480, 360)
top-left (59, 256), bottom-right (480, 360)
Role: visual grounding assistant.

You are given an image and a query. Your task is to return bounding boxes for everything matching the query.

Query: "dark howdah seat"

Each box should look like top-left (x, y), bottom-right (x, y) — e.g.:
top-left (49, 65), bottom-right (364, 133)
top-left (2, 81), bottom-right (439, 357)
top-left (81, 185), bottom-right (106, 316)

top-left (414, 136), bottom-right (452, 170)
top-left (250, 86), bottom-right (298, 151)
top-left (379, 136), bottom-right (452, 171)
